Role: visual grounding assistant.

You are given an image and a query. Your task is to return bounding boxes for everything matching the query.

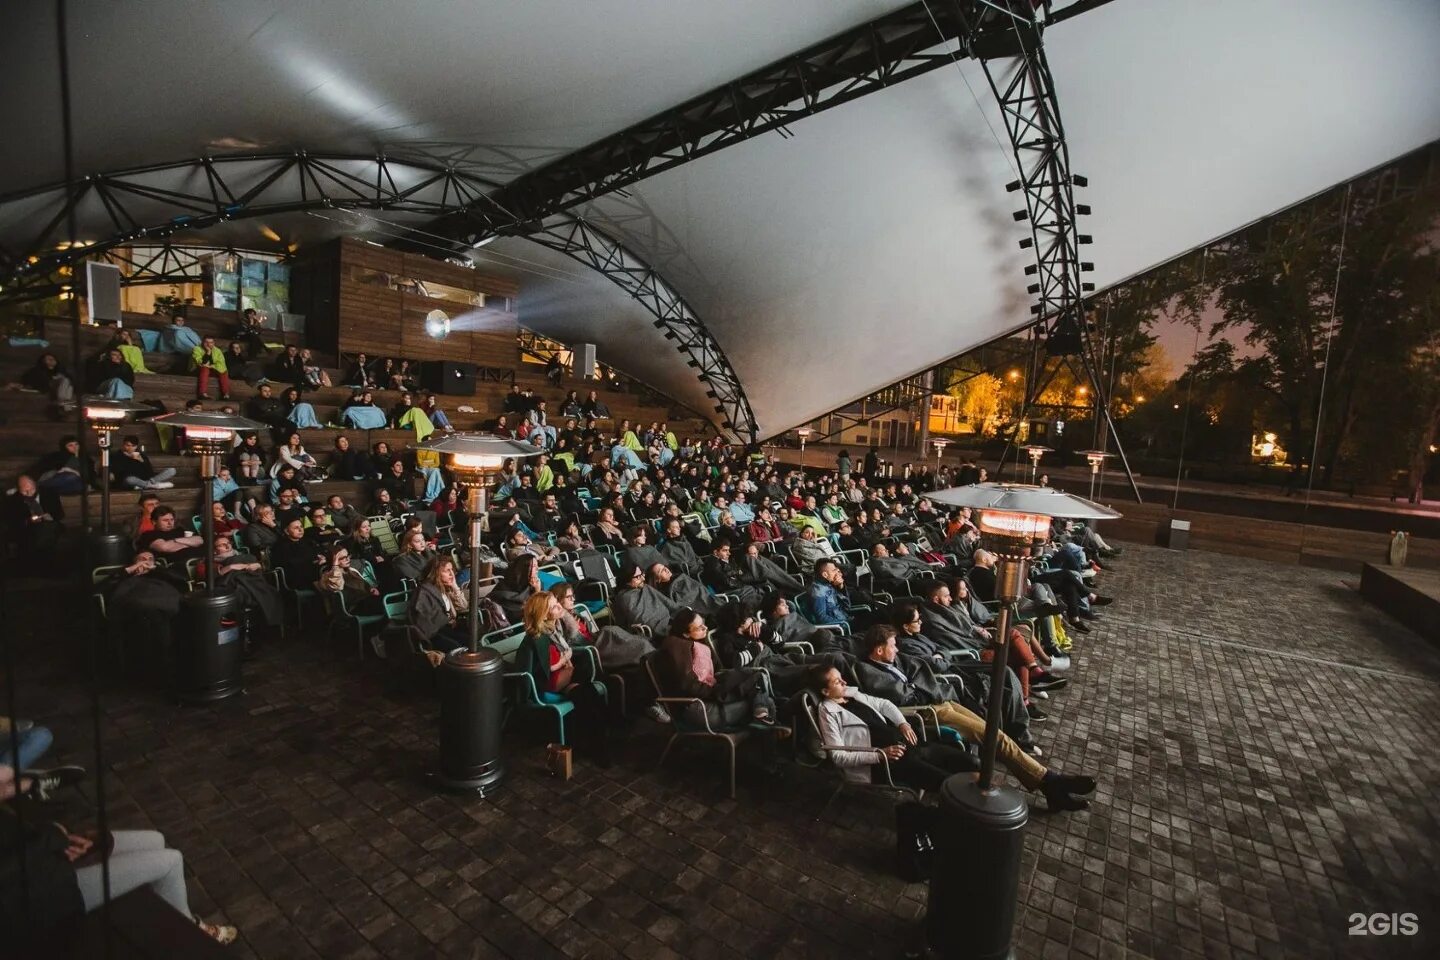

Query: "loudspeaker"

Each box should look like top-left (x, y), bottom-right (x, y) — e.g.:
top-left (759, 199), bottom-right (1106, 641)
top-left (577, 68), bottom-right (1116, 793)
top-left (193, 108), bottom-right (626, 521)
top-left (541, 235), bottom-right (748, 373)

top-left (86, 261), bottom-right (123, 324)
top-left (572, 342), bottom-right (597, 380)
top-left (422, 360), bottom-right (478, 396)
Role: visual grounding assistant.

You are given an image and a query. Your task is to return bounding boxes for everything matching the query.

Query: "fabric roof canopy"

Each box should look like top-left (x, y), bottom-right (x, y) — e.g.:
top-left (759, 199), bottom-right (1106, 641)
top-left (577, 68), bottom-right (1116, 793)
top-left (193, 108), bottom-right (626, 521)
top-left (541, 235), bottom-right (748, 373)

top-left (5, 0), bottom-right (1439, 436)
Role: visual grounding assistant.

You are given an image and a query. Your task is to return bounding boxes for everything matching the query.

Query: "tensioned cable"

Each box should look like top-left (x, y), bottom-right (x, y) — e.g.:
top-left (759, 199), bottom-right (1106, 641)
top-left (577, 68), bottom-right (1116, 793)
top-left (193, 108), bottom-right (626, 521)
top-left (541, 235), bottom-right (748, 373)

top-left (1298, 182), bottom-right (1353, 556)
top-left (918, 0), bottom-right (1021, 181)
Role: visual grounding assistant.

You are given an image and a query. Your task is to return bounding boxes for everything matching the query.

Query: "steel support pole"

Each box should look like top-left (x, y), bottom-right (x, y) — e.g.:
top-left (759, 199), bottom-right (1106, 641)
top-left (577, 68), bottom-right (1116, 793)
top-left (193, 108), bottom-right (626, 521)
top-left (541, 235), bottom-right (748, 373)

top-left (467, 483), bottom-right (488, 652)
top-left (977, 555), bottom-right (1028, 790)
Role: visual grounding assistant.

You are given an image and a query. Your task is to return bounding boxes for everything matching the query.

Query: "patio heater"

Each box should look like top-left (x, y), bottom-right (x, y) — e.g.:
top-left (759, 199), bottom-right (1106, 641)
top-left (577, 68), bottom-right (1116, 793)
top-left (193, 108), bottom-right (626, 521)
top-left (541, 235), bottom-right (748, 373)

top-left (931, 437), bottom-right (950, 480)
top-left (922, 482), bottom-right (1121, 960)
top-left (150, 410), bottom-right (265, 703)
top-left (416, 434), bottom-right (540, 793)
top-left (1077, 449), bottom-right (1114, 500)
top-left (796, 426), bottom-right (811, 473)
top-left (1021, 444), bottom-right (1052, 484)
top-left (81, 396), bottom-right (152, 568)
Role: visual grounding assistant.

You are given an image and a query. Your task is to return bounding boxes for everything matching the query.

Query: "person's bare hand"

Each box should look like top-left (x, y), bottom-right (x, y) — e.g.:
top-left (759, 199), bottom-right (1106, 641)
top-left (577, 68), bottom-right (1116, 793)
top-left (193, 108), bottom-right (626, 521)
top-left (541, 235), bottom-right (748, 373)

top-left (881, 745), bottom-right (906, 760)
top-left (899, 723), bottom-right (918, 746)
top-left (63, 834), bottom-right (93, 862)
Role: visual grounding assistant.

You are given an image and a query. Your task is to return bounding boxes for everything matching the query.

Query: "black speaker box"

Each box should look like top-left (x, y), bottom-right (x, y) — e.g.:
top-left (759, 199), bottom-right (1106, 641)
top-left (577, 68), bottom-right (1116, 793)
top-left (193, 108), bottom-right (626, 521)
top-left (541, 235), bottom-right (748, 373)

top-left (423, 360), bottom-right (478, 395)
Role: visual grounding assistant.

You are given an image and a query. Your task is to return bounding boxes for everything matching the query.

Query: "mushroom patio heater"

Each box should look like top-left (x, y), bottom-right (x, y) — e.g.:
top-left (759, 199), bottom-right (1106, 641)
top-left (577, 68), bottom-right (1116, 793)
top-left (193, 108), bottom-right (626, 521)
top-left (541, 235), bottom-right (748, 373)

top-left (416, 433), bottom-right (540, 793)
top-left (931, 437), bottom-right (951, 476)
top-left (796, 426), bottom-right (811, 473)
top-left (151, 410), bottom-right (265, 704)
top-left (1077, 449), bottom-right (1114, 500)
top-left (922, 482), bottom-right (1121, 960)
top-left (1020, 444), bottom-right (1052, 484)
top-left (82, 396), bottom-right (152, 567)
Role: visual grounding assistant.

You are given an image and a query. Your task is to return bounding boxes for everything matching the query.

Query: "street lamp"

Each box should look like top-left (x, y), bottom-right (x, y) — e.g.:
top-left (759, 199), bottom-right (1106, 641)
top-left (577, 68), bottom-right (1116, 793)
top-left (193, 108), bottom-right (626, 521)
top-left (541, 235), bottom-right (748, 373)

top-left (796, 426), bottom-right (811, 473)
top-left (82, 396), bottom-right (152, 565)
top-left (1021, 444), bottom-right (1052, 484)
top-left (1076, 449), bottom-right (1113, 500)
top-left (921, 482), bottom-right (1121, 959)
top-left (416, 433), bottom-right (541, 793)
top-left (150, 410), bottom-right (265, 703)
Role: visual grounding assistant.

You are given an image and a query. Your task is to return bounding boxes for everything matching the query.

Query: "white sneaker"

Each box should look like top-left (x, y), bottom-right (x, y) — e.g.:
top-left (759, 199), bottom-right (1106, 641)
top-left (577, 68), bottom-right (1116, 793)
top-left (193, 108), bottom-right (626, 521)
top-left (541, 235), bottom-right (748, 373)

top-left (153, 481), bottom-right (175, 489)
top-left (1048, 656), bottom-right (1072, 672)
top-left (1032, 690), bottom-right (1049, 700)
top-left (645, 704), bottom-right (672, 724)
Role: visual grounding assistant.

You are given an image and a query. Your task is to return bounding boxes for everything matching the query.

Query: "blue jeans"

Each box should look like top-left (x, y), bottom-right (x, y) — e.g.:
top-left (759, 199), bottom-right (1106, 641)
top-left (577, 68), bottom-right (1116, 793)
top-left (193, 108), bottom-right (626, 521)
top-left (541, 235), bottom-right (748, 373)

top-left (0, 725), bottom-right (53, 769)
top-left (97, 378), bottom-right (134, 399)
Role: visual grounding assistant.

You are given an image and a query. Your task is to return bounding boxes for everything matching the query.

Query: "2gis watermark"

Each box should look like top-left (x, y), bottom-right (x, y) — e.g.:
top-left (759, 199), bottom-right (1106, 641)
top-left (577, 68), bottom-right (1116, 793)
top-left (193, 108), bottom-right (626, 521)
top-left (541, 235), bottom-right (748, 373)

top-left (1347, 913), bottom-right (1419, 937)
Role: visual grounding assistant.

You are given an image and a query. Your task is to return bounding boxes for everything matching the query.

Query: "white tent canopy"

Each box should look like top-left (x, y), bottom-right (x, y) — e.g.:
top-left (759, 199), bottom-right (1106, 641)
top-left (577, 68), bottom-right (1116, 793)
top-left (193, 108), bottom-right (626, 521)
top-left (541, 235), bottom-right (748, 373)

top-left (5, 0), bottom-right (1438, 435)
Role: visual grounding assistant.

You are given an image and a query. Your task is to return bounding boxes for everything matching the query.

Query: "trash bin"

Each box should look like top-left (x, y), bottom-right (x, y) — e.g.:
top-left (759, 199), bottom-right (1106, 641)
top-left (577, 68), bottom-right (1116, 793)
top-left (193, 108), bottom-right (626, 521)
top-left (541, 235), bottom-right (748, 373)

top-left (175, 590), bottom-right (243, 704)
top-left (925, 776), bottom-right (1028, 959)
top-left (434, 647), bottom-right (506, 794)
top-left (1161, 518), bottom-right (1190, 550)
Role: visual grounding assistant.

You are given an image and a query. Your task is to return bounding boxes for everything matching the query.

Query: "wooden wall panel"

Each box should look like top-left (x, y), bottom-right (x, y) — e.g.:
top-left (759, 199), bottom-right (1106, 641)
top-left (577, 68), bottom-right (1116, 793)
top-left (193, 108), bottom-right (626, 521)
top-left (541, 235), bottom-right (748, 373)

top-left (328, 238), bottom-right (520, 371)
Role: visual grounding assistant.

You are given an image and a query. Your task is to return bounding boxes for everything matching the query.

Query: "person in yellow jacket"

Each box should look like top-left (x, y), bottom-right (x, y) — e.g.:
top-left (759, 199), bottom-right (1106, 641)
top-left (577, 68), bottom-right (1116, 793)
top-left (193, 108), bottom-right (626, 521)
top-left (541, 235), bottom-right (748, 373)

top-left (620, 419), bottom-right (644, 452)
top-left (190, 336), bottom-right (231, 399)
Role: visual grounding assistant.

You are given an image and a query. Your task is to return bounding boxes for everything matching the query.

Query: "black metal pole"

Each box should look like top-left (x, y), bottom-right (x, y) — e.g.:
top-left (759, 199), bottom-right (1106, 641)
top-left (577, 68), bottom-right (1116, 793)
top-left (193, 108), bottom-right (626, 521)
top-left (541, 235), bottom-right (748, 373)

top-left (202, 456), bottom-right (216, 594)
top-left (467, 483), bottom-right (486, 652)
top-left (977, 595), bottom-right (1014, 791)
top-left (98, 433), bottom-right (110, 534)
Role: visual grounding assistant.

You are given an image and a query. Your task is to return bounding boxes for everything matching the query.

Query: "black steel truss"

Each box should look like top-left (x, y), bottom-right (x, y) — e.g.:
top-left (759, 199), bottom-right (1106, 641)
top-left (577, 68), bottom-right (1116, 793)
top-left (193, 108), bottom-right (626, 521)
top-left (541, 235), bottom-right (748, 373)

top-left (0, 152), bottom-right (510, 299)
top-left (526, 216), bottom-right (759, 442)
top-left (403, 0), bottom-right (1007, 254)
top-left (3, 241), bottom-right (287, 303)
top-left (963, 0), bottom-right (1142, 500)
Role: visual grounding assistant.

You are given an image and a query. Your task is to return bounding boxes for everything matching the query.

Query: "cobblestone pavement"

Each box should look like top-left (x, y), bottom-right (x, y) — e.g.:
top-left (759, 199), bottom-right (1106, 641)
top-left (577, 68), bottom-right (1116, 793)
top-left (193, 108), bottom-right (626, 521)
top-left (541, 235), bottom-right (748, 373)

top-left (14, 544), bottom-right (1440, 959)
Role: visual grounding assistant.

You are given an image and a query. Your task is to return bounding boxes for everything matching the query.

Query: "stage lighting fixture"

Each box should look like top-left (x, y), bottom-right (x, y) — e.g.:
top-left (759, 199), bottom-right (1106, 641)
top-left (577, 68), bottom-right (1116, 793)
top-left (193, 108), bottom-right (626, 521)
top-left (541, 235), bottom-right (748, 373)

top-left (1012, 210), bottom-right (1029, 222)
top-left (652, 319), bottom-right (666, 329)
top-left (1076, 204), bottom-right (1091, 215)
top-left (714, 405), bottom-right (726, 413)
top-left (1005, 180), bottom-right (1021, 193)
top-left (425, 309), bottom-right (451, 340)
top-left (705, 390), bottom-right (718, 399)
top-left (1081, 282), bottom-right (1095, 292)
top-left (1071, 175), bottom-right (1088, 187)
top-left (1030, 305), bottom-right (1043, 315)
top-left (1026, 284), bottom-right (1040, 295)
top-left (1024, 265), bottom-right (1037, 276)
top-left (1081, 261), bottom-right (1094, 272)
top-left (686, 359), bottom-right (701, 368)
top-left (1018, 238), bottom-right (1033, 249)
top-left (1077, 234), bottom-right (1093, 244)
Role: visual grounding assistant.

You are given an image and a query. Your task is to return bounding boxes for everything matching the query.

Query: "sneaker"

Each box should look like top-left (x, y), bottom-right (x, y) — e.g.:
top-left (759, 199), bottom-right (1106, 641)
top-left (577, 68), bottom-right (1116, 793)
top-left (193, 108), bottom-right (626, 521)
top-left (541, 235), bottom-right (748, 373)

top-left (1031, 674), bottom-right (1069, 693)
top-left (23, 765), bottom-right (86, 801)
top-left (1047, 656), bottom-right (1072, 672)
top-left (153, 481), bottom-right (175, 489)
top-left (1032, 689), bottom-right (1049, 700)
top-left (196, 919), bottom-right (238, 945)
top-left (1067, 619), bottom-right (1091, 634)
top-left (1090, 595), bottom-right (1115, 607)
top-left (1026, 703), bottom-right (1048, 722)
top-left (644, 704), bottom-right (672, 724)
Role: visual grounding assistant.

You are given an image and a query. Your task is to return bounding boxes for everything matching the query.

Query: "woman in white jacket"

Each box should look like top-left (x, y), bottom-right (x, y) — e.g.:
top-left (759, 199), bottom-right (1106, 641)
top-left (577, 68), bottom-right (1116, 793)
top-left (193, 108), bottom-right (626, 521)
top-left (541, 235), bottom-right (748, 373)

top-left (278, 431), bottom-right (321, 482)
top-left (811, 665), bottom-right (976, 791)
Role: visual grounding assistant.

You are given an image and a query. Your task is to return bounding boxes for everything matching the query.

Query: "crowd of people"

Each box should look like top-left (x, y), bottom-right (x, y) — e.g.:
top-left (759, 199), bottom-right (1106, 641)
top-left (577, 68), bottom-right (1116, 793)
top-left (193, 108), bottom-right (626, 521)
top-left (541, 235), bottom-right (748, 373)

top-left (2, 311), bottom-right (1135, 946)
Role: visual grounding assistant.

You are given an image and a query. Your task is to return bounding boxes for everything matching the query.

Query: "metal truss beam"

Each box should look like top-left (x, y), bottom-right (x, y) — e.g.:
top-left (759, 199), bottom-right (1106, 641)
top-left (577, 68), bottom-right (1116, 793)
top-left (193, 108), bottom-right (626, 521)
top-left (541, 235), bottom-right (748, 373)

top-left (0, 152), bottom-right (510, 301)
top-left (1, 242), bottom-right (285, 304)
top-left (524, 215), bottom-right (759, 443)
top-left (404, 1), bottom-right (1007, 254)
top-left (963, 0), bottom-right (1142, 500)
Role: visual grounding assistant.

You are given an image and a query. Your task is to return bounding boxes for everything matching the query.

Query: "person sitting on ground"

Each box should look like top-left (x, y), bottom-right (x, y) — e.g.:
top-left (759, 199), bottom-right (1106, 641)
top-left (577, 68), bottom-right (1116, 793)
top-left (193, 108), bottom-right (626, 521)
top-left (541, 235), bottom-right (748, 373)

top-left (580, 389), bottom-right (611, 420)
top-left (33, 435), bottom-right (92, 519)
top-left (4, 475), bottom-right (63, 558)
top-left (657, 608), bottom-right (777, 728)
top-left (275, 431), bottom-right (320, 482)
top-left (159, 314), bottom-right (202, 355)
top-left (190, 336), bottom-right (231, 400)
top-left (281, 386), bottom-right (322, 430)
top-left (224, 339), bottom-right (265, 387)
top-left (137, 507), bottom-right (205, 562)
top-left (343, 353), bottom-right (376, 389)
top-left (0, 780), bottom-right (238, 944)
top-left (224, 431), bottom-right (263, 485)
top-left (377, 457), bottom-right (415, 503)
top-left (11, 352), bottom-right (75, 403)
top-left (236, 307), bottom-right (268, 357)
top-left (317, 542), bottom-right (382, 614)
top-left (324, 435), bottom-right (363, 482)
top-left (245, 382), bottom-right (288, 435)
top-left (418, 391), bottom-right (453, 432)
top-left (91, 347), bottom-right (136, 399)
top-left (110, 435), bottom-right (176, 491)
top-left (297, 348), bottom-right (330, 390)
top-left (341, 389), bottom-right (387, 429)
top-left (809, 663), bottom-right (980, 792)
top-left (854, 626), bottom-right (1093, 808)
top-left (271, 343), bottom-right (306, 390)
top-left (559, 389), bottom-right (583, 418)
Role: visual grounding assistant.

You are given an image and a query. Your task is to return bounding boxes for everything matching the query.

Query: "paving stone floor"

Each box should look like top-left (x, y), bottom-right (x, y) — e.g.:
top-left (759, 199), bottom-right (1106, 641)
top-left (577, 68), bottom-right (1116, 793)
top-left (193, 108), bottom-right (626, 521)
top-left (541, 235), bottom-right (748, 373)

top-left (11, 544), bottom-right (1440, 959)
